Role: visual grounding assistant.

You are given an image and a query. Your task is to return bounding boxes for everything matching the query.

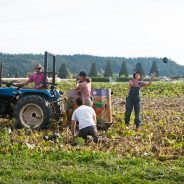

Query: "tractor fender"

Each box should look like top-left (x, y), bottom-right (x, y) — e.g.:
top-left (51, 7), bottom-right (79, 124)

top-left (18, 89), bottom-right (52, 101)
top-left (19, 92), bottom-right (51, 101)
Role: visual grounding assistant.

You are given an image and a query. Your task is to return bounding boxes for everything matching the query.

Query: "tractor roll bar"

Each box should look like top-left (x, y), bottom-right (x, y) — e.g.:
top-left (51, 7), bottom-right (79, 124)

top-left (44, 51), bottom-right (56, 88)
top-left (0, 62), bottom-right (3, 87)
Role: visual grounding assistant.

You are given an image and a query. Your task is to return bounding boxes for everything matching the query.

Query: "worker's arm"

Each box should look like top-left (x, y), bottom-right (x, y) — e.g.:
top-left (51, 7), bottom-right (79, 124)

top-left (76, 83), bottom-right (80, 90)
top-left (92, 108), bottom-right (97, 125)
top-left (93, 114), bottom-right (96, 125)
top-left (14, 80), bottom-right (30, 87)
top-left (129, 80), bottom-right (134, 87)
top-left (143, 80), bottom-right (152, 87)
top-left (76, 82), bottom-right (85, 90)
top-left (141, 76), bottom-right (154, 87)
top-left (14, 73), bottom-right (34, 87)
top-left (71, 120), bottom-right (76, 139)
top-left (129, 80), bottom-right (139, 87)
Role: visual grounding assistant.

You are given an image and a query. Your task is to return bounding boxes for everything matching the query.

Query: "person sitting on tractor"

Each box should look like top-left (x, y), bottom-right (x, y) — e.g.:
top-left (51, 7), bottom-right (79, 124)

top-left (15, 64), bottom-right (46, 89)
top-left (76, 71), bottom-right (92, 106)
top-left (71, 97), bottom-right (98, 143)
top-left (124, 71), bottom-right (154, 129)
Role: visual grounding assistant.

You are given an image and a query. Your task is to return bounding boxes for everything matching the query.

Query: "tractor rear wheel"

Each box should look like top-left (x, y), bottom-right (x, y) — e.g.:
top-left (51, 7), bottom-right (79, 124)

top-left (15, 95), bottom-right (51, 129)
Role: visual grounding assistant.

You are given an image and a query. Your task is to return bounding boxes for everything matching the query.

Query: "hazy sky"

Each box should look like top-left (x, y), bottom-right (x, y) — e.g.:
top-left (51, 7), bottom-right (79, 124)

top-left (0, 0), bottom-right (184, 65)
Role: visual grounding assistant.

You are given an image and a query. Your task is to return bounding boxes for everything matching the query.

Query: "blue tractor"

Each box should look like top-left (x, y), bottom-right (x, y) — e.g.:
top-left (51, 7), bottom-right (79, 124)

top-left (0, 51), bottom-right (63, 129)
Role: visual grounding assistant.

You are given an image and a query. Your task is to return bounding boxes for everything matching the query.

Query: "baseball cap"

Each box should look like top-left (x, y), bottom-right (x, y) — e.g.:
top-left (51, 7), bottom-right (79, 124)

top-left (79, 71), bottom-right (87, 77)
top-left (35, 64), bottom-right (43, 69)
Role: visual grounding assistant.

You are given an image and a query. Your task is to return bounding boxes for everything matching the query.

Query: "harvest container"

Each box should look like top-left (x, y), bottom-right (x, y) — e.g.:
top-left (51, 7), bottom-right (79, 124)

top-left (66, 89), bottom-right (112, 130)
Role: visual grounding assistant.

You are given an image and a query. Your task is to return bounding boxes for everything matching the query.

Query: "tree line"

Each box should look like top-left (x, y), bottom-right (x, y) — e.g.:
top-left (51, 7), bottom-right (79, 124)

top-left (0, 53), bottom-right (183, 78)
top-left (59, 60), bottom-right (160, 78)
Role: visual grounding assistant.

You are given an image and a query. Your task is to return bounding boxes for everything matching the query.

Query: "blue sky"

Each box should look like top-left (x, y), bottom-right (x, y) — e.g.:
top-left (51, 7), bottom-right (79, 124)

top-left (0, 0), bottom-right (184, 65)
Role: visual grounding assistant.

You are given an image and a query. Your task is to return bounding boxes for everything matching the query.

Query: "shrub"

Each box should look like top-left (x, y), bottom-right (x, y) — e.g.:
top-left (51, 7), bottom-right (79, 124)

top-left (116, 77), bottom-right (131, 82)
top-left (91, 77), bottom-right (111, 82)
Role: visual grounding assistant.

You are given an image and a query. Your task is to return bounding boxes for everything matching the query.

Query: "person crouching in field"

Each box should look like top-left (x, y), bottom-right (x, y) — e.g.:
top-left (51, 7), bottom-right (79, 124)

top-left (71, 97), bottom-right (98, 143)
top-left (125, 71), bottom-right (154, 129)
top-left (76, 71), bottom-right (93, 106)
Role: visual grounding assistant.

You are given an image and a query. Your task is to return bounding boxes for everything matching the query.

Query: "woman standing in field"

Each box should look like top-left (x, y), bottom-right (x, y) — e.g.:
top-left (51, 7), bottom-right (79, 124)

top-left (76, 71), bottom-right (93, 106)
top-left (125, 71), bottom-right (153, 129)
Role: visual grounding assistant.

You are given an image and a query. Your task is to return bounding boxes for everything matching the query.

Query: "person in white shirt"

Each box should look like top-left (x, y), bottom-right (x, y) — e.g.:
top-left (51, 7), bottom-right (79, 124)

top-left (71, 97), bottom-right (98, 143)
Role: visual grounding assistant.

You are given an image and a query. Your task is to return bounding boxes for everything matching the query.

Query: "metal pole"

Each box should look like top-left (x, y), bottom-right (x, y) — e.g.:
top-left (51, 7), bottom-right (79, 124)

top-left (0, 62), bottom-right (2, 87)
top-left (44, 51), bottom-right (48, 88)
top-left (52, 56), bottom-right (56, 85)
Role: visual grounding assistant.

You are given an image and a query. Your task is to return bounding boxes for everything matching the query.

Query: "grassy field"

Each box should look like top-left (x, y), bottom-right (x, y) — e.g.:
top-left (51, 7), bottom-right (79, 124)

top-left (0, 81), bottom-right (184, 183)
top-left (1, 151), bottom-right (184, 184)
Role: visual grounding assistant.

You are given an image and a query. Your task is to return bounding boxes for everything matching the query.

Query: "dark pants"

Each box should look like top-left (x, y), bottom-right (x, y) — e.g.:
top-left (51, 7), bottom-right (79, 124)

top-left (78, 126), bottom-right (98, 143)
top-left (125, 96), bottom-right (141, 128)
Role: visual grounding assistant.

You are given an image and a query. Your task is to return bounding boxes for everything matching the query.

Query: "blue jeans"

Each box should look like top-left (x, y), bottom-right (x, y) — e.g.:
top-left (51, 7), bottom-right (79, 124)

top-left (124, 96), bottom-right (141, 128)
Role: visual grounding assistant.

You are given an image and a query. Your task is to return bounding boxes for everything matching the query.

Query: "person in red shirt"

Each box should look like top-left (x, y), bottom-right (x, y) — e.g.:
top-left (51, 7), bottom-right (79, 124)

top-left (15, 64), bottom-right (46, 89)
top-left (76, 71), bottom-right (92, 106)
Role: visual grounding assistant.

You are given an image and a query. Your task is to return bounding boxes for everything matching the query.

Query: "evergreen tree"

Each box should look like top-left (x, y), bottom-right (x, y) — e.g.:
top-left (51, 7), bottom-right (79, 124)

top-left (0, 53), bottom-right (184, 77)
top-left (15, 71), bottom-right (19, 78)
top-left (58, 63), bottom-right (71, 79)
top-left (149, 61), bottom-right (159, 76)
top-left (89, 63), bottom-right (97, 77)
top-left (134, 62), bottom-right (145, 76)
top-left (104, 60), bottom-right (113, 77)
top-left (119, 61), bottom-right (128, 77)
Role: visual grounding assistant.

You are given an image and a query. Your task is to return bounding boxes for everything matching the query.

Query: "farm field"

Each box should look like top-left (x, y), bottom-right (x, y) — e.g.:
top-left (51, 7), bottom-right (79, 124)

top-left (0, 81), bottom-right (184, 184)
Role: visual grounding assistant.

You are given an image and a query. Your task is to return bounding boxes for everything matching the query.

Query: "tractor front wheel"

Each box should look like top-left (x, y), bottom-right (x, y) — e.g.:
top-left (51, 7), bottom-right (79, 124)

top-left (15, 95), bottom-right (51, 129)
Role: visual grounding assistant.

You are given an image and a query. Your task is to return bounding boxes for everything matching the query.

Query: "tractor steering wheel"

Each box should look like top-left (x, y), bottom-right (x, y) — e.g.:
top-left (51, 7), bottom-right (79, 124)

top-left (7, 81), bottom-right (22, 90)
top-left (5, 81), bottom-right (16, 87)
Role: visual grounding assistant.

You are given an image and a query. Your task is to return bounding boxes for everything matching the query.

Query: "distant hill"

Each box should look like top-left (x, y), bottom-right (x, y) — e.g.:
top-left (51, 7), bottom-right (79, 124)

top-left (0, 53), bottom-right (183, 77)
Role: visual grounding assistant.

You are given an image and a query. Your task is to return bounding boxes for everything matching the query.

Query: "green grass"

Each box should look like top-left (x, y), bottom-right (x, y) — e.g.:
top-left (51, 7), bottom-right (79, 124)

top-left (0, 151), bottom-right (184, 184)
